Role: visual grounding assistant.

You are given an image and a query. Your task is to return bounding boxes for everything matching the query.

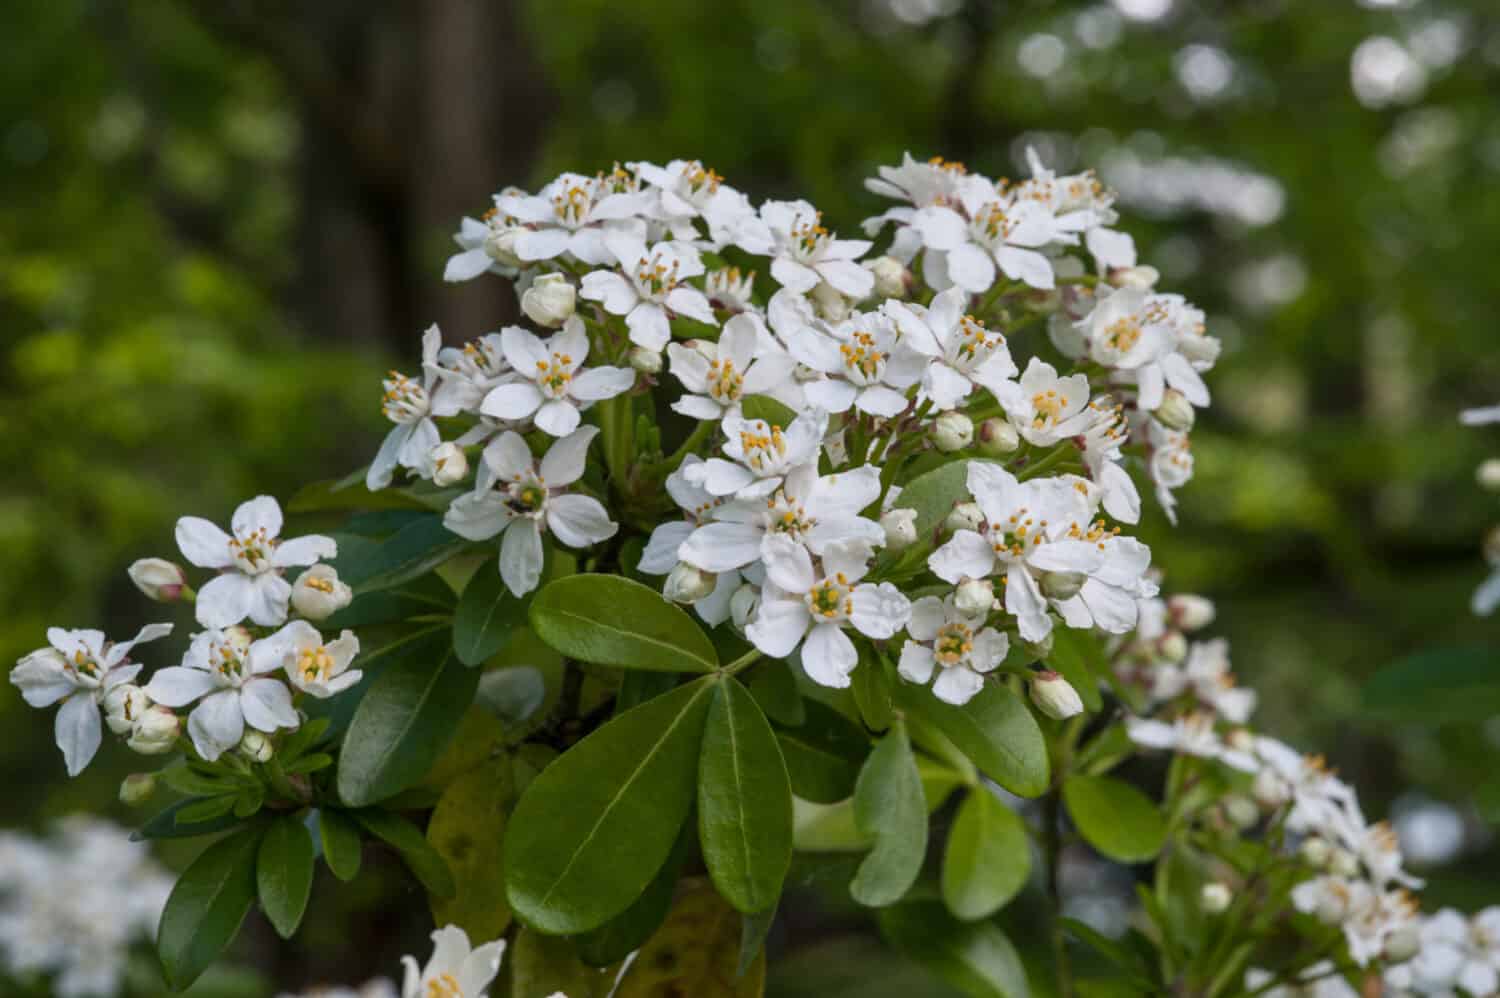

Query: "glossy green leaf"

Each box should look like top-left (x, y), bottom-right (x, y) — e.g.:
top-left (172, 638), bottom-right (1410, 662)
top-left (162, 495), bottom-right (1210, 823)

top-left (896, 682), bottom-right (1049, 798)
top-left (336, 514), bottom-right (469, 593)
top-left (698, 678), bottom-right (793, 915)
top-left (739, 394), bottom-right (797, 427)
top-left (337, 643), bottom-right (478, 807)
top-left (576, 823), bottom-right (692, 967)
top-left (1046, 627), bottom-right (1104, 712)
top-left (889, 458), bottom-right (975, 542)
top-left (880, 900), bottom-right (1031, 998)
top-left (303, 625), bottom-right (449, 737)
top-left (157, 824), bottom-right (263, 991)
top-left (452, 563), bottom-right (525, 666)
top-left (132, 799), bottom-right (245, 841)
top-left (1063, 774), bottom-right (1167, 863)
top-left (351, 808), bottom-right (457, 898)
top-left (792, 797), bottom-right (870, 852)
top-left (774, 699), bottom-right (868, 804)
top-left (852, 655), bottom-right (895, 731)
top-left (941, 789), bottom-right (1031, 921)
top-left (256, 816), bottom-right (314, 939)
top-left (511, 927), bottom-right (618, 998)
top-left (1363, 646), bottom-right (1500, 723)
top-left (530, 574), bottom-right (718, 673)
top-left (850, 723), bottom-right (927, 908)
top-left (325, 572), bottom-right (456, 629)
top-left (747, 659), bottom-right (804, 726)
top-left (427, 762), bottom-right (513, 943)
top-left (174, 795), bottom-right (238, 825)
top-left (505, 676), bottom-right (717, 934)
top-left (317, 809), bottom-right (363, 882)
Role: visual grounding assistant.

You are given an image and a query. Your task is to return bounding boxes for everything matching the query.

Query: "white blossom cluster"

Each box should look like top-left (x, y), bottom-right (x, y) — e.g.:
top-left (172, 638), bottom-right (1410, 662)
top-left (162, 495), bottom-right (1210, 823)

top-left (0, 818), bottom-right (172, 997)
top-left (278, 925), bottom-right (532, 998)
top-left (10, 495), bottom-right (363, 774)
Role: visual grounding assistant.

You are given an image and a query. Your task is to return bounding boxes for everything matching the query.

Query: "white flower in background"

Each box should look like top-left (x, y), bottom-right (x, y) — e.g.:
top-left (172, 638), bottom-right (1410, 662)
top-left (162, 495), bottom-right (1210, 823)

top-left (1384, 908), bottom-right (1500, 996)
top-left (443, 193), bottom-right (527, 283)
top-left (144, 627), bottom-right (299, 762)
top-left (1126, 713), bottom-right (1258, 772)
top-left (1250, 735), bottom-right (1359, 835)
top-left (685, 407), bottom-right (828, 499)
top-left (177, 495), bottom-right (338, 629)
top-left (678, 462), bottom-right (884, 573)
top-left (1292, 876), bottom-right (1419, 968)
top-left (1473, 525), bottom-right (1500, 616)
top-left (862, 153), bottom-right (974, 263)
top-left (996, 357), bottom-right (1093, 447)
top-left (1243, 963), bottom-right (1357, 998)
top-left (265, 620), bottom-right (363, 698)
top-left (581, 235), bottom-right (716, 351)
top-left (791, 311), bottom-right (922, 418)
top-left (291, 564), bottom-right (353, 621)
top-left (632, 159), bottom-right (758, 247)
top-left (746, 537), bottom-right (909, 688)
top-left (898, 594), bottom-right (1009, 705)
top-left (704, 266), bottom-right (757, 313)
top-left (10, 623), bottom-right (172, 776)
top-left (1179, 638), bottom-right (1257, 724)
top-left (369, 325), bottom-right (444, 490)
top-left (753, 199), bottom-right (875, 299)
top-left (1146, 419), bottom-right (1195, 525)
top-left (1047, 531), bottom-right (1154, 635)
top-left (637, 457), bottom-right (740, 626)
top-left (1018, 148), bottom-right (1135, 271)
top-left (400, 925), bottom-right (506, 998)
top-left (480, 319), bottom-right (635, 436)
top-left (1080, 398), bottom-right (1141, 524)
top-left (667, 312), bottom-right (796, 420)
top-left (493, 171), bottom-right (649, 265)
top-left (431, 333), bottom-right (515, 418)
top-left (443, 426), bottom-right (617, 597)
top-left (884, 288), bottom-right (1018, 410)
top-left (915, 175), bottom-right (1067, 293)
top-left (1084, 289), bottom-right (1210, 413)
top-left (1460, 404), bottom-right (1500, 426)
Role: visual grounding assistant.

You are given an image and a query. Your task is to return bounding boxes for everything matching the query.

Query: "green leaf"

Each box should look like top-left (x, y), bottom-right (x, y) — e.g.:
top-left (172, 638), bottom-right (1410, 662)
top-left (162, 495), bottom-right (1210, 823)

top-left (176, 795), bottom-right (239, 825)
top-left (157, 824), bottom-right (263, 991)
top-left (738, 902), bottom-right (777, 979)
top-left (889, 458), bottom-right (975, 542)
top-left (1363, 646), bottom-right (1500, 723)
top-left (775, 699), bottom-right (868, 803)
top-left (792, 797), bottom-right (870, 852)
top-left (256, 816), bottom-right (314, 939)
top-left (1046, 628), bottom-right (1104, 712)
top-left (615, 671), bottom-right (681, 716)
top-left (850, 723), bottom-right (927, 908)
top-left (613, 882), bottom-right (766, 998)
top-left (896, 682), bottom-right (1049, 798)
top-left (325, 573), bottom-right (456, 629)
top-left (941, 789), bottom-right (1031, 921)
top-left (511, 927), bottom-right (617, 998)
top-left (530, 574), bottom-right (718, 673)
top-left (739, 394), bottom-right (796, 427)
top-left (160, 765), bottom-right (242, 797)
top-left (336, 514), bottom-right (469, 593)
top-left (337, 642), bottom-right (478, 807)
top-left (505, 676), bottom-right (717, 934)
top-left (747, 659), bottom-right (804, 726)
top-left (133, 799), bottom-right (245, 841)
top-left (316, 809), bottom-right (363, 882)
top-left (698, 678), bottom-right (793, 915)
top-left (427, 762), bottom-right (513, 943)
top-left (452, 563), bottom-right (525, 666)
top-left (852, 655), bottom-right (895, 731)
top-left (1062, 774), bottom-right (1167, 863)
top-left (287, 476), bottom-right (433, 514)
top-left (351, 808), bottom-right (456, 898)
top-left (879, 900), bottom-right (1031, 998)
top-left (576, 823), bottom-right (692, 967)
top-left (303, 626), bottom-right (449, 737)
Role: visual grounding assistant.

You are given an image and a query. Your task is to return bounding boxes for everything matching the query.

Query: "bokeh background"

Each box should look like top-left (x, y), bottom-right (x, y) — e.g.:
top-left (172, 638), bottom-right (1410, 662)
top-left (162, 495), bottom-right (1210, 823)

top-left (4, 0), bottom-right (1499, 993)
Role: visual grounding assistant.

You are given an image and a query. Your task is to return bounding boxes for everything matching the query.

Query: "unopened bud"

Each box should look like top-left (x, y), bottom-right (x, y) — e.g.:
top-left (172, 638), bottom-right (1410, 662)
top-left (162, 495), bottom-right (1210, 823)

top-left (291, 565), bottom-right (353, 622)
top-left (1222, 795), bottom-right (1259, 830)
top-left (127, 707), bottom-right (180, 755)
top-left (1200, 883), bottom-right (1232, 914)
top-left (119, 773), bottom-right (157, 806)
top-left (1477, 459), bottom-right (1500, 493)
top-left (1313, 888), bottom-right (1349, 926)
top-left (1111, 265), bottom-right (1160, 291)
top-left (955, 577), bottom-right (995, 616)
top-left (881, 508), bottom-right (918, 551)
top-left (521, 273), bottom-right (577, 328)
top-left (977, 417), bottom-right (1020, 457)
top-left (128, 558), bottom-right (187, 602)
top-left (430, 442), bottom-right (470, 488)
top-left (1158, 631), bottom-right (1188, 664)
top-left (1040, 571), bottom-right (1087, 602)
top-left (1030, 669), bottom-right (1084, 719)
top-left (945, 501), bottom-right (984, 534)
top-left (1385, 925), bottom-right (1421, 963)
top-left (1253, 768), bottom-right (1289, 809)
top-left (1167, 594), bottom-right (1215, 632)
top-left (1154, 389), bottom-right (1196, 432)
top-left (664, 562), bottom-right (717, 604)
top-left (867, 256), bottom-right (911, 299)
top-left (1299, 837), bottom-right (1332, 869)
top-left (629, 346), bottom-right (663, 375)
top-left (1328, 847), bottom-right (1359, 879)
top-left (104, 684), bottom-right (149, 736)
top-left (1023, 633), bottom-right (1055, 661)
top-left (933, 412), bottom-right (974, 453)
top-left (730, 583), bottom-right (761, 634)
top-left (484, 226), bottom-right (525, 268)
top-left (810, 281), bottom-right (851, 321)
top-left (238, 730), bottom-right (274, 764)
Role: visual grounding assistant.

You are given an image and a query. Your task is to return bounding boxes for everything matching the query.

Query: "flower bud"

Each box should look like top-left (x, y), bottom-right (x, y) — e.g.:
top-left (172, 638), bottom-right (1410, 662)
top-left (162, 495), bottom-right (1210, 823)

top-left (521, 273), bottom-right (577, 328)
top-left (1299, 837), bottom-right (1332, 869)
top-left (238, 730), bottom-right (274, 764)
top-left (1385, 925), bottom-right (1421, 963)
top-left (1253, 768), bottom-right (1289, 809)
top-left (1040, 571), bottom-right (1087, 602)
top-left (1030, 669), bottom-right (1084, 720)
top-left (954, 577), bottom-right (995, 616)
top-left (811, 281), bottom-right (851, 321)
top-left (1477, 459), bottom-right (1500, 493)
top-left (484, 226), bottom-right (525, 267)
top-left (1200, 883), bottom-right (1232, 914)
top-left (104, 684), bottom-right (149, 735)
top-left (977, 417), bottom-right (1020, 457)
top-left (1222, 795), bottom-right (1259, 830)
top-left (1158, 631), bottom-right (1188, 664)
top-left (730, 583), bottom-right (761, 634)
top-left (1154, 389), bottom-right (1196, 432)
top-left (1328, 846), bottom-right (1359, 879)
top-left (118, 773), bottom-right (157, 807)
top-left (1023, 633), bottom-right (1055, 661)
top-left (867, 256), bottom-right (911, 298)
top-left (1225, 728), bottom-right (1254, 753)
top-left (932, 412), bottom-right (974, 453)
top-left (128, 558), bottom-right (187, 602)
top-left (664, 562), bottom-right (717, 604)
top-left (1312, 887), bottom-right (1349, 926)
top-left (881, 508), bottom-right (918, 551)
top-left (291, 565), bottom-right (353, 622)
top-left (126, 707), bottom-right (180, 755)
top-left (430, 442), bottom-right (470, 488)
top-left (945, 501), bottom-right (984, 533)
top-left (1167, 594), bottom-right (1215, 632)
top-left (1111, 265), bottom-right (1160, 291)
top-left (629, 346), bottom-right (663, 375)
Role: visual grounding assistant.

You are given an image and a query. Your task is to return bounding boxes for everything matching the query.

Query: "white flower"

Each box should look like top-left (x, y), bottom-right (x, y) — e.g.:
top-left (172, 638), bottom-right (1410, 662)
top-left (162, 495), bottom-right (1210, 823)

top-left (914, 175), bottom-right (1067, 293)
top-left (1250, 735), bottom-right (1358, 835)
top-left (790, 311), bottom-right (922, 418)
top-left (443, 426), bottom-right (617, 597)
top-left (1126, 713), bottom-right (1258, 772)
top-left (632, 159), bottom-right (757, 248)
top-left (10, 623), bottom-right (172, 776)
top-left (493, 171), bottom-right (650, 266)
top-left (520, 273), bottom-right (576, 327)
top-left (369, 325), bottom-right (444, 490)
top-left (581, 235), bottom-right (716, 351)
top-left (443, 196), bottom-right (526, 283)
top-left (1146, 419), bottom-right (1194, 525)
top-left (862, 153), bottom-right (973, 262)
top-left (704, 266), bottom-right (757, 313)
top-left (1082, 289), bottom-right (1209, 413)
top-left (102, 683), bottom-right (149, 735)
top-left (1048, 532), bottom-right (1154, 636)
top-left (1180, 638), bottom-right (1256, 724)
top-left (265, 620), bottom-right (363, 698)
top-left (1078, 398), bottom-right (1141, 525)
top-left (1384, 908), bottom-right (1500, 996)
top-left (479, 319), bottom-right (635, 436)
top-left (143, 627), bottom-right (299, 762)
top-left (995, 357), bottom-right (1093, 447)
top-left (431, 333), bottom-right (515, 418)
top-left (1473, 525), bottom-right (1500, 616)
top-left (1244, 962), bottom-right (1357, 998)
top-left (177, 495), bottom-right (337, 629)
top-left (637, 457), bottom-right (741, 626)
top-left (753, 199), bottom-right (874, 299)
top-left (898, 595), bottom-right (1008, 705)
top-left (291, 564), bottom-right (353, 621)
top-left (884, 288), bottom-right (1017, 410)
top-left (746, 537), bottom-right (910, 689)
top-left (400, 925), bottom-right (506, 998)
top-left (685, 407), bottom-right (827, 499)
top-left (667, 312), bottom-right (796, 421)
top-left (1030, 670), bottom-right (1085, 719)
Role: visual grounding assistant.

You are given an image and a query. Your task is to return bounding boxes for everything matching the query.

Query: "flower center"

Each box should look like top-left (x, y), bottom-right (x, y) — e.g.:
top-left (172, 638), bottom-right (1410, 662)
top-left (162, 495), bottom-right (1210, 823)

top-left (1065, 517), bottom-right (1118, 552)
top-left (535, 352), bottom-right (574, 399)
top-left (506, 476), bottom-right (549, 518)
top-left (68, 649), bottom-right (103, 683)
top-left (805, 575), bottom-right (852, 620)
top-left (1103, 317), bottom-right (1142, 354)
top-left (953, 315), bottom-right (1002, 367)
top-left (706, 358), bottom-right (744, 403)
top-left (230, 529), bottom-right (277, 574)
top-left (633, 255), bottom-right (681, 298)
top-left (685, 161), bottom-right (722, 197)
top-left (425, 973), bottom-right (464, 998)
top-left (763, 490), bottom-right (815, 539)
top-left (975, 202), bottom-right (1015, 244)
top-left (738, 424), bottom-right (787, 472)
top-left (211, 640), bottom-right (247, 686)
top-left (382, 371), bottom-right (430, 424)
top-left (1030, 389), bottom-right (1068, 429)
top-left (988, 508), bottom-right (1046, 559)
top-left (934, 622), bottom-right (974, 667)
top-left (839, 330), bottom-right (886, 382)
top-left (298, 646), bottom-right (335, 684)
top-left (789, 213), bottom-right (829, 259)
top-left (552, 184), bottom-right (592, 225)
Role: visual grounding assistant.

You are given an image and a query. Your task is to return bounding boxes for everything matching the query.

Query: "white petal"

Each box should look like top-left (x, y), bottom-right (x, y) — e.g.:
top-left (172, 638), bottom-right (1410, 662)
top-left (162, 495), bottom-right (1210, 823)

top-left (538, 425), bottom-right (600, 485)
top-left (666, 287), bottom-right (717, 325)
top-left (458, 939), bottom-right (508, 997)
top-left (697, 459), bottom-right (757, 497)
top-left (946, 244), bottom-right (997, 294)
top-left (849, 583), bottom-right (910, 639)
top-left (762, 535), bottom-right (816, 593)
top-left (246, 574), bottom-right (293, 628)
top-left (770, 257), bottom-right (820, 294)
top-left (928, 531), bottom-right (994, 584)
top-left (1026, 539), bottom-right (1105, 574)
top-left (626, 302), bottom-right (671, 351)
top-left (444, 491), bottom-right (513, 542)
top-left (232, 496), bottom-right (283, 539)
top-left (580, 270), bottom-right (639, 315)
top-left (188, 690), bottom-right (244, 761)
top-left (898, 642), bottom-right (936, 684)
top-left (481, 382), bottom-right (545, 421)
top-left (969, 629), bottom-right (1008, 672)
top-left (365, 425), bottom-right (409, 491)
top-left (671, 395), bottom-right (726, 421)
top-left (932, 666), bottom-right (983, 705)
top-left (910, 206), bottom-right (969, 250)
top-left (817, 259), bottom-right (875, 299)
top-left (500, 326), bottom-right (549, 373)
top-left (175, 516), bottom-right (233, 569)
top-left (570, 365), bottom-right (636, 402)
top-left (144, 667), bottom-right (219, 708)
top-left (907, 596), bottom-right (946, 642)
top-left (922, 363), bottom-right (973, 411)
top-left (500, 519), bottom-right (545, 597)
top-left (483, 430), bottom-right (535, 482)
top-left (56, 693), bottom-right (102, 777)
top-left (803, 379), bottom-right (859, 414)
top-left (639, 521), bottom-right (695, 574)
top-left (855, 385), bottom-right (910, 418)
top-left (534, 399), bottom-right (582, 437)
top-left (1005, 566), bottom-right (1052, 643)
top-left (546, 495), bottom-right (618, 549)
top-left (240, 678), bottom-right (298, 732)
top-left (745, 597), bottom-right (811, 658)
top-left (800, 623), bottom-right (858, 689)
top-left (514, 227), bottom-right (571, 261)
top-left (273, 534), bottom-right (338, 568)
top-left (444, 247), bottom-right (493, 283)
top-left (678, 522), bottom-right (764, 573)
top-left (195, 573), bottom-right (256, 629)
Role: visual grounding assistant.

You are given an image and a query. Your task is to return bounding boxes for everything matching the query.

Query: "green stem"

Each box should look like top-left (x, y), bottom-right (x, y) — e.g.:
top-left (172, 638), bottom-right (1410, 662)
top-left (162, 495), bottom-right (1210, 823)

top-left (722, 648), bottom-right (763, 677)
top-left (661, 419), bottom-right (715, 473)
top-left (1016, 443), bottom-right (1079, 481)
